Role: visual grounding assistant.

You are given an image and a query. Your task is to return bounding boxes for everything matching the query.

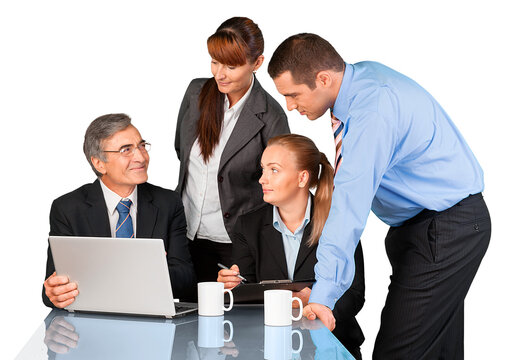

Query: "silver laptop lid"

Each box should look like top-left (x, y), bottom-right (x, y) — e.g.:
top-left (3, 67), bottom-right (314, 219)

top-left (49, 236), bottom-right (176, 318)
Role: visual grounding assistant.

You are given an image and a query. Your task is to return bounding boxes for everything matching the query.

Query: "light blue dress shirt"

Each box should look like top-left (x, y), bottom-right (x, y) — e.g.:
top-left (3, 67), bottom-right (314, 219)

top-left (273, 195), bottom-right (312, 280)
top-left (309, 61), bottom-right (484, 309)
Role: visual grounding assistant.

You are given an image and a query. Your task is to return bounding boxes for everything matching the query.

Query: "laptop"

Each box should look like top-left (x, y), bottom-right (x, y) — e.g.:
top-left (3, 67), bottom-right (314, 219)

top-left (49, 236), bottom-right (197, 319)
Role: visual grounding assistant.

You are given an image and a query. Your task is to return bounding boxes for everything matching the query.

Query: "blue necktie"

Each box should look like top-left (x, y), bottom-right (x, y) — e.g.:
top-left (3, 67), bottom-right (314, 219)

top-left (115, 199), bottom-right (134, 238)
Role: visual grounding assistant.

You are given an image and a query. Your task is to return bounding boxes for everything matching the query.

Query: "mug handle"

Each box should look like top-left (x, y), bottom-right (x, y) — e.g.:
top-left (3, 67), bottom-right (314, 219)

top-left (223, 288), bottom-right (234, 312)
top-left (223, 320), bottom-right (234, 342)
top-left (291, 329), bottom-right (303, 354)
top-left (291, 296), bottom-right (303, 321)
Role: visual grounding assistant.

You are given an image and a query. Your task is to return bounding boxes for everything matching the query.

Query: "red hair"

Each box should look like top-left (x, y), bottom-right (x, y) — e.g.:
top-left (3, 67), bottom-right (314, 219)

top-left (197, 17), bottom-right (264, 162)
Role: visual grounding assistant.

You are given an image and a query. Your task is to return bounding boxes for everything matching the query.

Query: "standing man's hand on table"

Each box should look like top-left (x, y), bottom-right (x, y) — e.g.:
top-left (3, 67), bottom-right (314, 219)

top-left (292, 287), bottom-right (312, 308)
top-left (44, 272), bottom-right (79, 308)
top-left (303, 303), bottom-right (336, 331)
top-left (217, 264), bottom-right (242, 289)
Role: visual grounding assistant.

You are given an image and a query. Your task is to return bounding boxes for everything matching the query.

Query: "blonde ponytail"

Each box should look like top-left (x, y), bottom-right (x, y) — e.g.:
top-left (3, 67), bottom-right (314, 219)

top-left (308, 153), bottom-right (334, 246)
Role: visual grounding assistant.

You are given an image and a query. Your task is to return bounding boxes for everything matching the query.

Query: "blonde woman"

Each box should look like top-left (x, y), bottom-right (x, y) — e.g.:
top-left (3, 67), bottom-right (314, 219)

top-left (218, 134), bottom-right (365, 359)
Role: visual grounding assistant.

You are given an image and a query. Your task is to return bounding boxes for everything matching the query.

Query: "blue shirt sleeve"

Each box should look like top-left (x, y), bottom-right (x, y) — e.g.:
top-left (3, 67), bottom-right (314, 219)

top-left (309, 90), bottom-right (398, 309)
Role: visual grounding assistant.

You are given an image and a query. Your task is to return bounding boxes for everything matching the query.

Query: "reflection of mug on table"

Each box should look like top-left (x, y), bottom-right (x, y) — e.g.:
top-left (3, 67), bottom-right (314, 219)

top-left (198, 315), bottom-right (233, 348)
top-left (264, 289), bottom-right (303, 326)
top-left (264, 325), bottom-right (303, 360)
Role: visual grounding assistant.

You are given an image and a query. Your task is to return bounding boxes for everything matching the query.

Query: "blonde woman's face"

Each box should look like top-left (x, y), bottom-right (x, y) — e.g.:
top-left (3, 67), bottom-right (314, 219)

top-left (259, 145), bottom-right (307, 207)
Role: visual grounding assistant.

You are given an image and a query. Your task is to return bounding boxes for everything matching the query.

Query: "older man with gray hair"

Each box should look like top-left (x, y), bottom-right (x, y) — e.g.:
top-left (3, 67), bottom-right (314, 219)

top-left (42, 113), bottom-right (195, 307)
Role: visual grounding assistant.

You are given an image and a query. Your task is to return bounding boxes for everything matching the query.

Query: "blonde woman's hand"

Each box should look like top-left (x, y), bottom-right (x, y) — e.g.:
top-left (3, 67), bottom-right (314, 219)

top-left (217, 264), bottom-right (242, 289)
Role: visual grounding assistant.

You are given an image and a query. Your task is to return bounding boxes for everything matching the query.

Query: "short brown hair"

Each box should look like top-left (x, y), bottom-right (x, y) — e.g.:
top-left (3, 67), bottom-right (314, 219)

top-left (268, 33), bottom-right (344, 89)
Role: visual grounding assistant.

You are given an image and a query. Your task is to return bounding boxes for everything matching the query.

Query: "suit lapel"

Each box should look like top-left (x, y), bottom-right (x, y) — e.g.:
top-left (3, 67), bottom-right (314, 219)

top-left (293, 223), bottom-right (315, 277)
top-left (85, 180), bottom-right (111, 237)
top-left (261, 207), bottom-right (288, 278)
top-left (218, 77), bottom-right (266, 173)
top-left (293, 195), bottom-right (316, 277)
top-left (136, 183), bottom-right (158, 238)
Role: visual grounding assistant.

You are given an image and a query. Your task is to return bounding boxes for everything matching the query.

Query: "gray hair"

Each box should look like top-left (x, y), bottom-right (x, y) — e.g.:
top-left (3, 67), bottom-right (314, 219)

top-left (83, 113), bottom-right (132, 177)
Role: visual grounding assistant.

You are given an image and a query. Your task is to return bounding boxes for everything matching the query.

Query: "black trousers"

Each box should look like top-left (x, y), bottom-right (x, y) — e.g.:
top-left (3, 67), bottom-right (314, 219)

top-left (189, 237), bottom-right (233, 281)
top-left (188, 237), bottom-right (233, 301)
top-left (373, 193), bottom-right (490, 360)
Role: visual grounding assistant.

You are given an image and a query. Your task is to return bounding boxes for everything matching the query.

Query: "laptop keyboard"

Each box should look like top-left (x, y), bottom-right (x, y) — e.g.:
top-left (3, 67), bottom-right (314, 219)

top-left (174, 303), bottom-right (197, 313)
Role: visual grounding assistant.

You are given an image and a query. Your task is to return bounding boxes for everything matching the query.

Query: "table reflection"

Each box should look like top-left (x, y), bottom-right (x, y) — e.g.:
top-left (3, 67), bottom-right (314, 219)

top-left (264, 325), bottom-right (303, 359)
top-left (33, 306), bottom-right (354, 360)
top-left (44, 310), bottom-right (179, 359)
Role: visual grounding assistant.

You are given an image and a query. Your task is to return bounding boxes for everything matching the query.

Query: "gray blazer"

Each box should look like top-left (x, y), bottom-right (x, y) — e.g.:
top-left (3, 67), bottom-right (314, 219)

top-left (174, 76), bottom-right (290, 238)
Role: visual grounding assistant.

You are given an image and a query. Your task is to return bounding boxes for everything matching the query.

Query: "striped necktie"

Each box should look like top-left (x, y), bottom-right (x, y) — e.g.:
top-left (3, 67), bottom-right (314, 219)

top-left (115, 199), bottom-right (134, 238)
top-left (331, 111), bottom-right (344, 174)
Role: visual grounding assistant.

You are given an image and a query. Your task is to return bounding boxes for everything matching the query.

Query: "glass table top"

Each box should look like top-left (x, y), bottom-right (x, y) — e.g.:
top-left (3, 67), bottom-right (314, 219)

top-left (16, 305), bottom-right (354, 360)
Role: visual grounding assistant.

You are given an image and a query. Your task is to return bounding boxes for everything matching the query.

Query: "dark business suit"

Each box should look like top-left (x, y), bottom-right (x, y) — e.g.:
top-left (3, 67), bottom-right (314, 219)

top-left (231, 202), bottom-right (365, 360)
top-left (174, 76), bottom-right (290, 284)
top-left (174, 76), bottom-right (290, 238)
top-left (42, 180), bottom-right (196, 307)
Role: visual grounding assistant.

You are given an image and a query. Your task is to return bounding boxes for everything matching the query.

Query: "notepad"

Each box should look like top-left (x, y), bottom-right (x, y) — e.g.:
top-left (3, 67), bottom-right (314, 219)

top-left (227, 279), bottom-right (315, 303)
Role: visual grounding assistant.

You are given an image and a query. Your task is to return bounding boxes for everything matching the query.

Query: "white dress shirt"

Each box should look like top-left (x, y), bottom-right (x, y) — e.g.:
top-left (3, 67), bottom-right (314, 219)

top-left (99, 179), bottom-right (138, 237)
top-left (182, 75), bottom-right (254, 243)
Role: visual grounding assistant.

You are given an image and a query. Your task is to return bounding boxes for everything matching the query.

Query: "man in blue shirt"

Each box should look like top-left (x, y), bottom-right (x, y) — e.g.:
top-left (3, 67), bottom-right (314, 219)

top-left (268, 33), bottom-right (490, 359)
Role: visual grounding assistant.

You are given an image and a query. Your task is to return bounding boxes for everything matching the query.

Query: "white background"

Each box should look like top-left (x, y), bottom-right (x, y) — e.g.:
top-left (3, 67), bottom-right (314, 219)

top-left (1, 0), bottom-right (508, 358)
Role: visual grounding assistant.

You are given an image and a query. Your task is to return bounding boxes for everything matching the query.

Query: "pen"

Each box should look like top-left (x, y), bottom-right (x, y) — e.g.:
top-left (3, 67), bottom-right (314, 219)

top-left (217, 263), bottom-right (247, 283)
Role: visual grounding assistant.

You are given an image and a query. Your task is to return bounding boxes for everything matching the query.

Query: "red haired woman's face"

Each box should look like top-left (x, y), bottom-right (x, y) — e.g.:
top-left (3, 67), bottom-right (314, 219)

top-left (211, 56), bottom-right (263, 104)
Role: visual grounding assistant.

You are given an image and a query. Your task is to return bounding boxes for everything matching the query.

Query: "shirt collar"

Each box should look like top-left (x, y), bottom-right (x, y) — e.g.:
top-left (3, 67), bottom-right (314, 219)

top-left (272, 194), bottom-right (312, 235)
top-left (99, 179), bottom-right (138, 216)
top-left (224, 73), bottom-right (255, 118)
top-left (332, 63), bottom-right (354, 121)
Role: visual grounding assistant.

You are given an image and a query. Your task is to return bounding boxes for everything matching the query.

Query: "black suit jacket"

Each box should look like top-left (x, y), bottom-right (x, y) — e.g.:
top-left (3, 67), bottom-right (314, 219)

top-left (174, 76), bottom-right (290, 238)
top-left (231, 201), bottom-right (365, 349)
top-left (43, 180), bottom-right (196, 307)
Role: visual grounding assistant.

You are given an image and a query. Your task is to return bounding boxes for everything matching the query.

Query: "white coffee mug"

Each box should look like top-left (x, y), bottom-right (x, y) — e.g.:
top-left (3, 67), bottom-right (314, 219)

top-left (198, 282), bottom-right (234, 316)
top-left (264, 289), bottom-right (303, 326)
top-left (264, 325), bottom-right (303, 360)
top-left (198, 315), bottom-right (234, 348)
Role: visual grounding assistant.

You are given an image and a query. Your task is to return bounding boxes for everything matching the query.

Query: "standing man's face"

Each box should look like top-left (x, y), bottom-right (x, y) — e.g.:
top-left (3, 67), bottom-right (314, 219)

top-left (273, 71), bottom-right (332, 120)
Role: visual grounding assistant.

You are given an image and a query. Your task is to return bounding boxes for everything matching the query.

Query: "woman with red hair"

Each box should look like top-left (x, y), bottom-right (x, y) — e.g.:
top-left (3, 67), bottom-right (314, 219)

top-left (174, 17), bottom-right (289, 286)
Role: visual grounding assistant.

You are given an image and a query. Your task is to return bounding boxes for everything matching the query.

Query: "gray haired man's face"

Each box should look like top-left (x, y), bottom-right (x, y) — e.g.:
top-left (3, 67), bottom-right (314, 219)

top-left (92, 125), bottom-right (149, 195)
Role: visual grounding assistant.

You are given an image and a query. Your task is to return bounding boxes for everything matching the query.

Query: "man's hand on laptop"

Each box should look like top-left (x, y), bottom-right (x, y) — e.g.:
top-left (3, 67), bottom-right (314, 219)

top-left (44, 272), bottom-right (79, 308)
top-left (217, 264), bottom-right (242, 289)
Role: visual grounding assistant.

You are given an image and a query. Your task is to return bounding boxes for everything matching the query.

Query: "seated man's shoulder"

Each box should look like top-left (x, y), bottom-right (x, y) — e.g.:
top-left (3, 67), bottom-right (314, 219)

top-left (52, 182), bottom-right (98, 207)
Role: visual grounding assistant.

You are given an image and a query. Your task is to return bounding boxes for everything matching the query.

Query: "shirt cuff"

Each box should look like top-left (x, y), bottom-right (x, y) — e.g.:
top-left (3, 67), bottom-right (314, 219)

top-left (309, 278), bottom-right (345, 310)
